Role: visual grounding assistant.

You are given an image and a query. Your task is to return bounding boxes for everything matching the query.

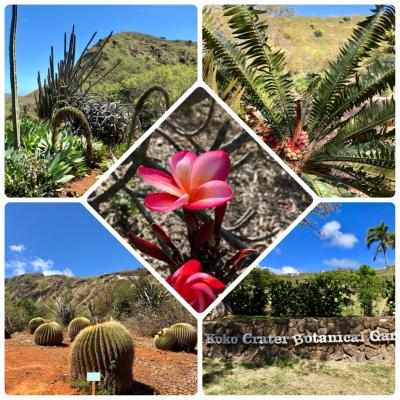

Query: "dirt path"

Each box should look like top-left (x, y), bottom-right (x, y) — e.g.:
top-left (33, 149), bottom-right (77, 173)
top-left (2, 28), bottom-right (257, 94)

top-left (61, 169), bottom-right (101, 198)
top-left (5, 332), bottom-right (197, 395)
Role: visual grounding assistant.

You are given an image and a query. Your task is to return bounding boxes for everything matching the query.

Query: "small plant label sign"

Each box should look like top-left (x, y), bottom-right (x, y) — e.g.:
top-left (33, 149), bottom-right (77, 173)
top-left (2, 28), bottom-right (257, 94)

top-left (87, 372), bottom-right (101, 382)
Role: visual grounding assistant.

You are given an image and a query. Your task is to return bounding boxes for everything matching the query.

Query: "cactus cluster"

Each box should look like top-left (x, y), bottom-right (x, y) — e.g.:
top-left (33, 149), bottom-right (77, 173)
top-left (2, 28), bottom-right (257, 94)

top-left (28, 317), bottom-right (46, 334)
top-left (70, 321), bottom-right (134, 394)
top-left (34, 322), bottom-right (64, 346)
top-left (154, 323), bottom-right (197, 352)
top-left (68, 317), bottom-right (91, 341)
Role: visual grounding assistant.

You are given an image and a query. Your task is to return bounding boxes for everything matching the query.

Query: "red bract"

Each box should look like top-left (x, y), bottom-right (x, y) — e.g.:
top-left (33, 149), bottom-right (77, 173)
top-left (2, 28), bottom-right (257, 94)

top-left (138, 150), bottom-right (233, 212)
top-left (166, 259), bottom-right (225, 313)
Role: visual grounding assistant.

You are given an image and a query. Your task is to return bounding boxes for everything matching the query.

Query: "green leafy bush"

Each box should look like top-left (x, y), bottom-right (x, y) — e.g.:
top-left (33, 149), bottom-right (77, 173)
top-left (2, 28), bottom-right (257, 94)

top-left (314, 29), bottom-right (324, 38)
top-left (385, 278), bottom-right (395, 315)
top-left (343, 16), bottom-right (351, 22)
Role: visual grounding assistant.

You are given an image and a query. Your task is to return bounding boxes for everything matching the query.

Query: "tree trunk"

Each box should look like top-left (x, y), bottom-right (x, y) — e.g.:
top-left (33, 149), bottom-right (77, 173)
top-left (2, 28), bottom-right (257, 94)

top-left (9, 5), bottom-right (20, 147)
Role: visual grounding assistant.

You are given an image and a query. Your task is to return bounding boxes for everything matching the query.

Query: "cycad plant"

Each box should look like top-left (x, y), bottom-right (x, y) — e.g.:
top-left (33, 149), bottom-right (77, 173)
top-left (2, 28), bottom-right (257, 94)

top-left (203, 5), bottom-right (395, 197)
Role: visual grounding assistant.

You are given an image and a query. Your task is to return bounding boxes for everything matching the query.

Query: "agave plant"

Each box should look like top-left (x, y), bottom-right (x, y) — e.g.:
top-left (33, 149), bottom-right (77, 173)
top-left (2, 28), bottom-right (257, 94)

top-left (203, 5), bottom-right (395, 197)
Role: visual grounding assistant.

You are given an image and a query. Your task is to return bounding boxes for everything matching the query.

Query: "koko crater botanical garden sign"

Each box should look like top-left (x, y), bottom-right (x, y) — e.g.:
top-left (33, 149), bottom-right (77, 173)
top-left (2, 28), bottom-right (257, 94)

top-left (203, 317), bottom-right (395, 364)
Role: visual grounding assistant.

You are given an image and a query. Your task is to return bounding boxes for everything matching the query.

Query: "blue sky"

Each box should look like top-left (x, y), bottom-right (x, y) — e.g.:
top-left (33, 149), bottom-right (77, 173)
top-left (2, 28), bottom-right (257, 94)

top-left (4, 5), bottom-right (197, 94)
top-left (260, 203), bottom-right (395, 274)
top-left (5, 203), bottom-right (142, 278)
top-left (292, 4), bottom-right (375, 17)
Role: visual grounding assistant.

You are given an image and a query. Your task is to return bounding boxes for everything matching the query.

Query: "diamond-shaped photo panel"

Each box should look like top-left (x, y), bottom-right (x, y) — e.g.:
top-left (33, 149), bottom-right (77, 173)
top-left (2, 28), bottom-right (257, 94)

top-left (89, 87), bottom-right (312, 314)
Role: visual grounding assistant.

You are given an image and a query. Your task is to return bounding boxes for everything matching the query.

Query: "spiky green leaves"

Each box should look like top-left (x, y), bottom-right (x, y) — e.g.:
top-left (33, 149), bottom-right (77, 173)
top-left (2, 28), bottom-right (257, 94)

top-left (34, 322), bottom-right (63, 346)
top-left (170, 323), bottom-right (197, 352)
top-left (154, 328), bottom-right (177, 351)
top-left (70, 321), bottom-right (134, 395)
top-left (68, 317), bottom-right (91, 341)
top-left (28, 317), bottom-right (46, 334)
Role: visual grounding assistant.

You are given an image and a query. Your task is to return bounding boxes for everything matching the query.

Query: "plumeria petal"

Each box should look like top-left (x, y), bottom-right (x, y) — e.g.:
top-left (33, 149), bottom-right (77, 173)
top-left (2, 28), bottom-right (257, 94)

top-left (186, 180), bottom-right (233, 210)
top-left (137, 166), bottom-right (183, 197)
top-left (189, 150), bottom-right (231, 190)
top-left (144, 193), bottom-right (189, 213)
top-left (169, 150), bottom-right (197, 193)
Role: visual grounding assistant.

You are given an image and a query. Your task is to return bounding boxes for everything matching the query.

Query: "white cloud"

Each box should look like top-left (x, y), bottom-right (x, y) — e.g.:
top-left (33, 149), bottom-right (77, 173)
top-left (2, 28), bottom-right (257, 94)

top-left (323, 258), bottom-right (360, 269)
top-left (6, 260), bottom-right (27, 275)
top-left (9, 244), bottom-right (26, 253)
top-left (31, 257), bottom-right (73, 277)
top-left (267, 266), bottom-right (300, 275)
top-left (320, 220), bottom-right (358, 249)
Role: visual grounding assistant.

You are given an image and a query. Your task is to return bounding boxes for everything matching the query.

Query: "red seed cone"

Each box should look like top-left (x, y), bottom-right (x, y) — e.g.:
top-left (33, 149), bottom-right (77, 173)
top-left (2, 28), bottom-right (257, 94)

top-left (284, 100), bottom-right (309, 161)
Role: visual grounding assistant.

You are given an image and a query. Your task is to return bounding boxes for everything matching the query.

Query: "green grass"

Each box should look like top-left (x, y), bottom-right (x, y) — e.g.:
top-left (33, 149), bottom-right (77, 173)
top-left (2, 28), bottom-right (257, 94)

top-left (203, 358), bottom-right (395, 395)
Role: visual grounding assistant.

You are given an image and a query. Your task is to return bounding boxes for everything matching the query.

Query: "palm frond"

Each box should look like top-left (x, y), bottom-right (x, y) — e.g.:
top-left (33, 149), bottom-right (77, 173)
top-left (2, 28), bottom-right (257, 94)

top-left (307, 5), bottom-right (395, 136)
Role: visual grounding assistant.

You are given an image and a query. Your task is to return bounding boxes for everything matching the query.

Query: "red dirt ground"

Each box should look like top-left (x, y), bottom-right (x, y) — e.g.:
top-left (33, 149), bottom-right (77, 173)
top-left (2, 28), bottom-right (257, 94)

top-left (61, 169), bottom-right (101, 197)
top-left (5, 332), bottom-right (197, 395)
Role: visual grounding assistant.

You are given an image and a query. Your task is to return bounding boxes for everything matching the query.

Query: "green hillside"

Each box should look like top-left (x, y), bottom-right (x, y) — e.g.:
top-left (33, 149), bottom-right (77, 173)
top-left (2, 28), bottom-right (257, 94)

top-left (206, 8), bottom-right (365, 73)
top-left (5, 31), bottom-right (197, 116)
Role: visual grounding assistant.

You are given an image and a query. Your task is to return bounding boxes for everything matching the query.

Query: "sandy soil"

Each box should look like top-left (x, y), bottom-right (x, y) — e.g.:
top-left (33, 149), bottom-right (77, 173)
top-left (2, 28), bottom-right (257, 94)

top-left (61, 169), bottom-right (101, 198)
top-left (5, 332), bottom-right (197, 395)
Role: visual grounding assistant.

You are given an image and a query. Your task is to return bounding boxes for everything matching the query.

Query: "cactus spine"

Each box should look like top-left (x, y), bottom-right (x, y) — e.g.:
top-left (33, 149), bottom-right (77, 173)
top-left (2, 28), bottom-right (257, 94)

top-left (51, 106), bottom-right (93, 162)
top-left (154, 328), bottom-right (176, 351)
top-left (70, 321), bottom-right (134, 394)
top-left (34, 322), bottom-right (63, 346)
top-left (170, 323), bottom-right (197, 352)
top-left (68, 317), bottom-right (91, 341)
top-left (28, 317), bottom-right (46, 334)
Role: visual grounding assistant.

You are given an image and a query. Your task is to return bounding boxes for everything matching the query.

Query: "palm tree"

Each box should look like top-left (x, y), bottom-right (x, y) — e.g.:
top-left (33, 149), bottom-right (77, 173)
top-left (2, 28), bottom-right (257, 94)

top-left (365, 222), bottom-right (393, 277)
top-left (9, 5), bottom-right (20, 147)
top-left (203, 5), bottom-right (395, 197)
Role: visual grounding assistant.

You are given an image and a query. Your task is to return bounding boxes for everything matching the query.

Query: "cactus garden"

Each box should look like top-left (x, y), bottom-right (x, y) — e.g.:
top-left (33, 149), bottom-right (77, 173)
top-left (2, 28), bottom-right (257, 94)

top-left (5, 5), bottom-right (197, 197)
top-left (203, 5), bottom-right (395, 197)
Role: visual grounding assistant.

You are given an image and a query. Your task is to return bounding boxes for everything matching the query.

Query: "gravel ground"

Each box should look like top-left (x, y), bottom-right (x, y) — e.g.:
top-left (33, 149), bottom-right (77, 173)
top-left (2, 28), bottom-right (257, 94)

top-left (89, 89), bottom-right (312, 279)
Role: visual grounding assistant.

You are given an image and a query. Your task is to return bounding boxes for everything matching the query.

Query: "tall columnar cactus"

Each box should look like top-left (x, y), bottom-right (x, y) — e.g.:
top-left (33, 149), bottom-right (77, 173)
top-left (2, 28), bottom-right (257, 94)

top-left (68, 317), bottom-right (91, 341)
top-left (28, 317), bottom-right (46, 334)
top-left (154, 328), bottom-right (177, 351)
top-left (34, 322), bottom-right (64, 346)
top-left (170, 323), bottom-right (197, 352)
top-left (70, 321), bottom-right (134, 394)
top-left (51, 106), bottom-right (93, 162)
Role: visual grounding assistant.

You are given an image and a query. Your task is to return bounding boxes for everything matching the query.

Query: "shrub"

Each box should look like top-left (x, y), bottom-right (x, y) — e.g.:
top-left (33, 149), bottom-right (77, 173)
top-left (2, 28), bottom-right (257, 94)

top-left (314, 29), bottom-right (324, 38)
top-left (343, 16), bottom-right (351, 22)
top-left (385, 278), bottom-right (395, 315)
top-left (70, 321), bottom-right (134, 394)
top-left (309, 23), bottom-right (315, 29)
top-left (54, 296), bottom-right (77, 326)
top-left (228, 280), bottom-right (267, 315)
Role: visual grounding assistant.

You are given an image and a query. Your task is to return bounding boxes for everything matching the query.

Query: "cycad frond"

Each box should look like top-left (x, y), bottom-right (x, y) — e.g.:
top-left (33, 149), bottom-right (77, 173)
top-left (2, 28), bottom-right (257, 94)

top-left (321, 99), bottom-right (395, 145)
top-left (223, 5), bottom-right (295, 133)
top-left (203, 8), bottom-right (282, 125)
top-left (315, 61), bottom-right (394, 137)
top-left (300, 174), bottom-right (352, 197)
top-left (307, 5), bottom-right (395, 135)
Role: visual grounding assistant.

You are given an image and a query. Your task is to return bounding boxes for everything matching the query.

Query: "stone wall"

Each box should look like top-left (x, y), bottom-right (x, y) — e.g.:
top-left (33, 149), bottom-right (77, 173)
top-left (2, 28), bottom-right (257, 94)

top-left (203, 317), bottom-right (395, 364)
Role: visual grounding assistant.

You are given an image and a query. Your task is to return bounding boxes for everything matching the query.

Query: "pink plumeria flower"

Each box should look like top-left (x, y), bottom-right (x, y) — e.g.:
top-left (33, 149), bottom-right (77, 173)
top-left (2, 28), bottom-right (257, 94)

top-left (167, 259), bottom-right (225, 313)
top-left (138, 150), bottom-right (233, 212)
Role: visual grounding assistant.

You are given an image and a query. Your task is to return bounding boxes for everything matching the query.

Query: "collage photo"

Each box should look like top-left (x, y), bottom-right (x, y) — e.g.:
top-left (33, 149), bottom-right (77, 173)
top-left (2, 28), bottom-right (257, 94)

top-left (1, 1), bottom-right (397, 398)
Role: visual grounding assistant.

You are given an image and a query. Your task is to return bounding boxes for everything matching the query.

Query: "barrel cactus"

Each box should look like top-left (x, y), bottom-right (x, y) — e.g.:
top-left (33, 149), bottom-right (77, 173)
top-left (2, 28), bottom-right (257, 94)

top-left (68, 317), bottom-right (91, 341)
top-left (70, 321), bottom-right (134, 394)
top-left (28, 317), bottom-right (46, 334)
top-left (34, 322), bottom-right (64, 346)
top-left (154, 328), bottom-right (176, 351)
top-left (170, 323), bottom-right (197, 352)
